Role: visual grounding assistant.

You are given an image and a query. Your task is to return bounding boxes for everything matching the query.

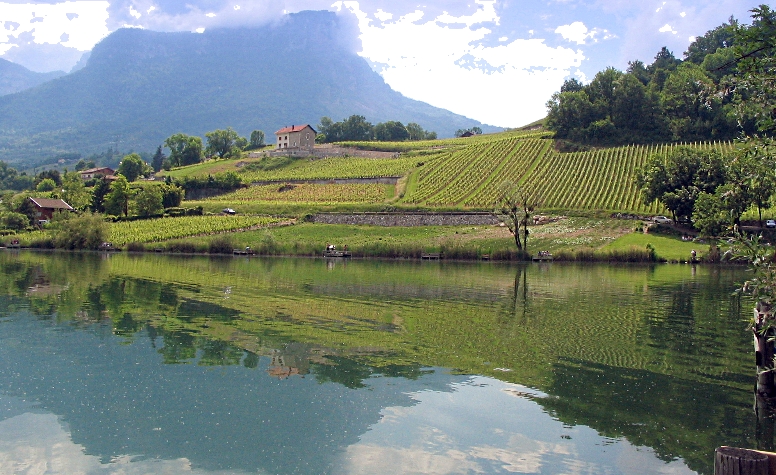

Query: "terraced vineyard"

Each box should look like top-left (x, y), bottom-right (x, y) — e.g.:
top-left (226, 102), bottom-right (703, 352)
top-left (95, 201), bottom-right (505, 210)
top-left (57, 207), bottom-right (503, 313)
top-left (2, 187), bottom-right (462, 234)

top-left (238, 155), bottom-right (421, 182)
top-left (403, 138), bottom-right (738, 213)
top-left (207, 183), bottom-right (391, 203)
top-left (109, 215), bottom-right (283, 245)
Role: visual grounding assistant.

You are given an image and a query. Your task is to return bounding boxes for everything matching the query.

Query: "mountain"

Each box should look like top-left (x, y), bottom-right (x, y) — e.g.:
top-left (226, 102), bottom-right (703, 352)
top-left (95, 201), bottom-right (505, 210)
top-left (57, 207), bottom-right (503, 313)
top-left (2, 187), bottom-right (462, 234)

top-left (0, 58), bottom-right (64, 97)
top-left (0, 11), bottom-right (497, 165)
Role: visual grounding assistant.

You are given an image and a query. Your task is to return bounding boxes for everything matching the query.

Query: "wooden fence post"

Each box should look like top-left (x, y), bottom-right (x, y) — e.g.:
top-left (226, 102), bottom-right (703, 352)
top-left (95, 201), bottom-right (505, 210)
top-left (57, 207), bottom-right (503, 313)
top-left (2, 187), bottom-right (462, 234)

top-left (715, 447), bottom-right (770, 475)
top-left (754, 305), bottom-right (776, 398)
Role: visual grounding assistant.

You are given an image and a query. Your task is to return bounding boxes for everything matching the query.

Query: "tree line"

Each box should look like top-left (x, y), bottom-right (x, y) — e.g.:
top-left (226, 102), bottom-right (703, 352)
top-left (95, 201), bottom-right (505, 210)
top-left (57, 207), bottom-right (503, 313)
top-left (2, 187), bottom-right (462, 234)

top-left (546, 7), bottom-right (773, 145)
top-left (316, 116), bottom-right (437, 143)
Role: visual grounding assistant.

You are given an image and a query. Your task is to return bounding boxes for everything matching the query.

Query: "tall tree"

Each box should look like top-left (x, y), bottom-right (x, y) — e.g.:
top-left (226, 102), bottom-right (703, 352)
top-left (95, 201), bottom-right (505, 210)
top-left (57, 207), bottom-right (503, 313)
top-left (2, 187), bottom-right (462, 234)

top-left (151, 146), bottom-right (166, 173)
top-left (205, 127), bottom-right (242, 159)
top-left (117, 153), bottom-right (148, 182)
top-left (104, 175), bottom-right (132, 217)
top-left (495, 182), bottom-right (539, 252)
top-left (164, 133), bottom-right (203, 167)
top-left (249, 130), bottom-right (265, 149)
top-left (61, 171), bottom-right (91, 211)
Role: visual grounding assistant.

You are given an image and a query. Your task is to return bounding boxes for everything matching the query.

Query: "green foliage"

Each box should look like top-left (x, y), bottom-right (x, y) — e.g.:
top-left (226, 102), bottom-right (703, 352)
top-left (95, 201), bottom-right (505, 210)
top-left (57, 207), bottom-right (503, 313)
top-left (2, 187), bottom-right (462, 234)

top-left (104, 175), bottom-right (132, 217)
top-left (50, 211), bottom-right (108, 250)
top-left (61, 171), bottom-right (92, 211)
top-left (151, 146), bottom-right (166, 173)
top-left (165, 133), bottom-right (204, 167)
top-left (0, 211), bottom-right (29, 231)
top-left (0, 161), bottom-right (33, 191)
top-left (133, 186), bottom-right (164, 217)
top-left (35, 178), bottom-right (56, 192)
top-left (248, 130), bottom-right (265, 149)
top-left (117, 153), bottom-right (150, 182)
top-left (205, 127), bottom-right (244, 159)
top-left (637, 146), bottom-right (728, 222)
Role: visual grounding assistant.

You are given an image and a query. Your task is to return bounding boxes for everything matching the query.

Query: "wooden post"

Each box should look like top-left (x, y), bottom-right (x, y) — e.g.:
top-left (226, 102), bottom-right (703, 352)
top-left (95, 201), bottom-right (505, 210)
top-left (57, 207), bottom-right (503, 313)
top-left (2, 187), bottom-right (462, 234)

top-left (715, 447), bottom-right (770, 475)
top-left (754, 304), bottom-right (776, 398)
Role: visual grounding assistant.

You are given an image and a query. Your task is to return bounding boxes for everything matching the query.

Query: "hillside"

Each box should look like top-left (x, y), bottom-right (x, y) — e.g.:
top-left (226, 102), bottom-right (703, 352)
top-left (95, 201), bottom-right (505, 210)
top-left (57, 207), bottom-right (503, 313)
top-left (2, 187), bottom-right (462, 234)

top-left (0, 11), bottom-right (495, 165)
top-left (0, 58), bottom-right (64, 96)
top-left (170, 132), bottom-right (736, 214)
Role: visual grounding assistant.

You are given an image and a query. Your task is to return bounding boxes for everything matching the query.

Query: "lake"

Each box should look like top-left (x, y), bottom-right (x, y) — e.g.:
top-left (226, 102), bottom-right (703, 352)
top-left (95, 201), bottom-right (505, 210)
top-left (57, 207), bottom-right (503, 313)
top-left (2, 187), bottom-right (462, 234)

top-left (0, 251), bottom-right (763, 474)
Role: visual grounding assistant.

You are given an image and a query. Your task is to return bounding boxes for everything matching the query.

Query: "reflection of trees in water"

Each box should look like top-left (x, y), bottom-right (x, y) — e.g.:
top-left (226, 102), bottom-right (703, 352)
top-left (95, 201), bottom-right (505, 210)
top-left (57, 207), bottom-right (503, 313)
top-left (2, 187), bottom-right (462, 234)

top-left (542, 359), bottom-right (754, 475)
top-left (499, 264), bottom-right (530, 325)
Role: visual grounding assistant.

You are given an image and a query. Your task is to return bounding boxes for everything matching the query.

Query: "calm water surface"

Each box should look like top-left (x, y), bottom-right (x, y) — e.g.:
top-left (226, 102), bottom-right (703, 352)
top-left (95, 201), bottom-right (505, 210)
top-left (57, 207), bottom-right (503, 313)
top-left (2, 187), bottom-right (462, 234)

top-left (0, 251), bottom-right (763, 474)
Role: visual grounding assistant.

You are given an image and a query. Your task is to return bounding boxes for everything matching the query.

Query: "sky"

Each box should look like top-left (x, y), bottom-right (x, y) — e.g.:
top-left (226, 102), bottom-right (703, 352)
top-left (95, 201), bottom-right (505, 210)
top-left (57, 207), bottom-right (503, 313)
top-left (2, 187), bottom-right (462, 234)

top-left (0, 0), bottom-right (758, 128)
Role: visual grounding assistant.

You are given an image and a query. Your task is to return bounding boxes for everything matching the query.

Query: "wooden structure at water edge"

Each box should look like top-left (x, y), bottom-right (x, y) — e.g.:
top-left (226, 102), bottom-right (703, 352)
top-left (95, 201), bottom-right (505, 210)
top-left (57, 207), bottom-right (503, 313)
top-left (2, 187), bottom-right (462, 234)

top-left (715, 447), bottom-right (776, 475)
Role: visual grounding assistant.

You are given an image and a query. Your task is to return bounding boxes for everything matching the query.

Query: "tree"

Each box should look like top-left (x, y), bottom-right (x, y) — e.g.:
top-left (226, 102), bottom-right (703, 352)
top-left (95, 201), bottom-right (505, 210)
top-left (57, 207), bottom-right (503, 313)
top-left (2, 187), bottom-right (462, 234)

top-left (160, 183), bottom-right (184, 208)
top-left (90, 178), bottom-right (111, 213)
top-left (36, 178), bottom-right (56, 192)
top-left (637, 147), bottom-right (728, 223)
top-left (104, 175), bottom-right (132, 217)
top-left (374, 121), bottom-right (409, 141)
top-left (50, 211), bottom-right (108, 250)
top-left (406, 122), bottom-right (436, 141)
top-left (151, 146), bottom-right (166, 173)
top-left (342, 115), bottom-right (373, 141)
top-left (133, 186), bottom-right (164, 217)
top-left (34, 170), bottom-right (61, 188)
top-left (495, 181), bottom-right (539, 252)
top-left (205, 127), bottom-right (242, 159)
top-left (74, 159), bottom-right (96, 171)
top-left (117, 153), bottom-right (148, 182)
top-left (692, 191), bottom-right (730, 237)
top-left (164, 133), bottom-right (203, 167)
top-left (1, 211), bottom-right (29, 231)
top-left (61, 171), bottom-right (91, 211)
top-left (249, 130), bottom-right (266, 149)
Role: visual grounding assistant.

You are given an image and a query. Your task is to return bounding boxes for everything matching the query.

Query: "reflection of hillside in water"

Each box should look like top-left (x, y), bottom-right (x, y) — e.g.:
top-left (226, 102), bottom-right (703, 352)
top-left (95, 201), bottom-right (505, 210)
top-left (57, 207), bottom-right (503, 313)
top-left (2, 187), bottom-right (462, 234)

top-left (0, 251), bottom-right (760, 474)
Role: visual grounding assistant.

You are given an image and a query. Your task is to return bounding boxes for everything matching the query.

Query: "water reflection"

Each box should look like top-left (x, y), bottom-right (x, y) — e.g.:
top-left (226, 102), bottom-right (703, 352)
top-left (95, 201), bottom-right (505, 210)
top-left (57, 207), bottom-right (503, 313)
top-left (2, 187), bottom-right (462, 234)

top-left (0, 251), bottom-right (761, 474)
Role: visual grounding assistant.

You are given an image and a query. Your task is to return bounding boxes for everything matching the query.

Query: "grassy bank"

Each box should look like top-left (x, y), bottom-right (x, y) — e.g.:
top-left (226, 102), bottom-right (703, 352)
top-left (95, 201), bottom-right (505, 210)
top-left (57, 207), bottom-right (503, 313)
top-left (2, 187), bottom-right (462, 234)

top-left (113, 217), bottom-right (704, 262)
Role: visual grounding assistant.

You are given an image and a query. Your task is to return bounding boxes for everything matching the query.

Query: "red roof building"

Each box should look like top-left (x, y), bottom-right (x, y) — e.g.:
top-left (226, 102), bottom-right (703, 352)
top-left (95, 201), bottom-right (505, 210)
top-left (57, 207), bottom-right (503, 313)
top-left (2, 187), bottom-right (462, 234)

top-left (274, 124), bottom-right (316, 151)
top-left (80, 167), bottom-right (115, 180)
top-left (28, 197), bottom-right (73, 223)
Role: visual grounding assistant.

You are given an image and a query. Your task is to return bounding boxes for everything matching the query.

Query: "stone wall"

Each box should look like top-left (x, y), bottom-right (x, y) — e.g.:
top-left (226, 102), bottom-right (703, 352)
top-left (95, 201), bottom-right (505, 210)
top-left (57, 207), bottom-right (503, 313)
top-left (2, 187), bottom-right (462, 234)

top-left (311, 212), bottom-right (501, 227)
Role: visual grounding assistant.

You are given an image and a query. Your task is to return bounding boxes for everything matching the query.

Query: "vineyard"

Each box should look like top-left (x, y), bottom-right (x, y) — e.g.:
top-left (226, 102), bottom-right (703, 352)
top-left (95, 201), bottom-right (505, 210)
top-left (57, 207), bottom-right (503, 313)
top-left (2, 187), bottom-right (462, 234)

top-left (108, 215), bottom-right (283, 245)
top-left (402, 138), bottom-right (738, 213)
top-left (207, 183), bottom-right (391, 203)
top-left (160, 128), bottom-right (741, 214)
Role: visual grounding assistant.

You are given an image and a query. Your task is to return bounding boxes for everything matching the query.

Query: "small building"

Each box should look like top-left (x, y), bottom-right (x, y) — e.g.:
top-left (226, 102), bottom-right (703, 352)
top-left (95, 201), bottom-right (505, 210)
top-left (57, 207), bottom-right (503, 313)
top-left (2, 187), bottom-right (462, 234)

top-left (275, 124), bottom-right (316, 151)
top-left (80, 167), bottom-right (115, 180)
top-left (29, 197), bottom-right (73, 223)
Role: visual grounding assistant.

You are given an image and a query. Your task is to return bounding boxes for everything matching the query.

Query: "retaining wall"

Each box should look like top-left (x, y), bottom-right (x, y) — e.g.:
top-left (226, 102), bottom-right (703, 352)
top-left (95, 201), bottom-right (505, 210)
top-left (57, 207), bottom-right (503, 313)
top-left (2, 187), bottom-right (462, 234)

top-left (311, 212), bottom-right (501, 227)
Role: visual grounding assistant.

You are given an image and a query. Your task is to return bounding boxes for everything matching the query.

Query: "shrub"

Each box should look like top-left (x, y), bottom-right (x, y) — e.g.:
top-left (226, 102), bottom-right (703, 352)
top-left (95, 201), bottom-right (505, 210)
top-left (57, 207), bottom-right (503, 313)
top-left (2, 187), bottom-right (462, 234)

top-left (50, 212), bottom-right (108, 250)
top-left (126, 242), bottom-right (145, 252)
top-left (208, 237), bottom-right (234, 254)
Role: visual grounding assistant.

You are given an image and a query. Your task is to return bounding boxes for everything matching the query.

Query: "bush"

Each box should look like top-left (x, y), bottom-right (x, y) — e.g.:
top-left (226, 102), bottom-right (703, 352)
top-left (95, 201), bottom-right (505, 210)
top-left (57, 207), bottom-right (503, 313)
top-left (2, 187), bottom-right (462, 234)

top-left (126, 242), bottom-right (145, 252)
top-left (50, 212), bottom-right (108, 250)
top-left (208, 237), bottom-right (234, 254)
top-left (165, 242), bottom-right (202, 253)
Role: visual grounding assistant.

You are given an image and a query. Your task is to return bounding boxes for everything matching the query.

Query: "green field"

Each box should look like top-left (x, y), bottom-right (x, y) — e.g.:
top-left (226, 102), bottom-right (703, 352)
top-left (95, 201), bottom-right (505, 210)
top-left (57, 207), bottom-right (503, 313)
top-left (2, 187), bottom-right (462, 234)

top-left (157, 132), bottom-right (739, 215)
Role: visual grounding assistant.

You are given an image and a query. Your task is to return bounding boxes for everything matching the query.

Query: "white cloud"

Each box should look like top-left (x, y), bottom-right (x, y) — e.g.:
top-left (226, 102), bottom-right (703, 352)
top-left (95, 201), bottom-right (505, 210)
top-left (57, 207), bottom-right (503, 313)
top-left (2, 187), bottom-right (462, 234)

top-left (658, 23), bottom-right (677, 34)
top-left (0, 1), bottom-right (110, 51)
top-left (555, 21), bottom-right (616, 45)
top-left (338, 0), bottom-right (584, 127)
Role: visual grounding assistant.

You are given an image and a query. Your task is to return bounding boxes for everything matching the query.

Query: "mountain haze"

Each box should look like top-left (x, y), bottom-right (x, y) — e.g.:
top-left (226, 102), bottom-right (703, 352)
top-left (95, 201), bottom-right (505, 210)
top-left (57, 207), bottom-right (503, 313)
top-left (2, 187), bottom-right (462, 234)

top-left (0, 59), bottom-right (65, 97)
top-left (0, 11), bottom-right (495, 164)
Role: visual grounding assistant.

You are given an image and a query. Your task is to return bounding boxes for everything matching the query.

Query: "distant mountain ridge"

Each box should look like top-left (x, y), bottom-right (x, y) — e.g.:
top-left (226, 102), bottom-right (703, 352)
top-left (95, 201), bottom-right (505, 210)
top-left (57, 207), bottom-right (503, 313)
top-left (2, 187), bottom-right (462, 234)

top-left (0, 11), bottom-right (496, 165)
top-left (0, 59), bottom-right (64, 97)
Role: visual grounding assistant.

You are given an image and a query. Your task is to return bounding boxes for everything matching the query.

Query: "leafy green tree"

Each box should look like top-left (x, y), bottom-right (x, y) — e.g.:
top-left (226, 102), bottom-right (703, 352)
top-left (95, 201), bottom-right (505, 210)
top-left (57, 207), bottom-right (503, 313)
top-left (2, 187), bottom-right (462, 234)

top-left (343, 115), bottom-right (373, 141)
top-left (133, 186), bottom-right (164, 217)
top-left (36, 178), bottom-right (57, 192)
top-left (684, 19), bottom-right (737, 64)
top-left (205, 127), bottom-right (242, 159)
top-left (405, 122), bottom-right (436, 141)
top-left (1, 212), bottom-right (29, 231)
top-left (34, 170), bottom-right (61, 189)
top-left (61, 172), bottom-right (91, 211)
top-left (90, 178), bottom-right (111, 213)
top-left (732, 5), bottom-right (776, 135)
top-left (160, 183), bottom-right (184, 208)
top-left (50, 211), bottom-right (108, 250)
top-left (164, 133), bottom-right (203, 167)
top-left (248, 130), bottom-right (265, 149)
top-left (74, 159), bottom-right (96, 171)
top-left (637, 147), bottom-right (728, 223)
top-left (661, 63), bottom-right (720, 140)
top-left (117, 153), bottom-right (148, 182)
top-left (374, 121), bottom-right (409, 141)
top-left (692, 192), bottom-right (729, 237)
top-left (104, 175), bottom-right (132, 217)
